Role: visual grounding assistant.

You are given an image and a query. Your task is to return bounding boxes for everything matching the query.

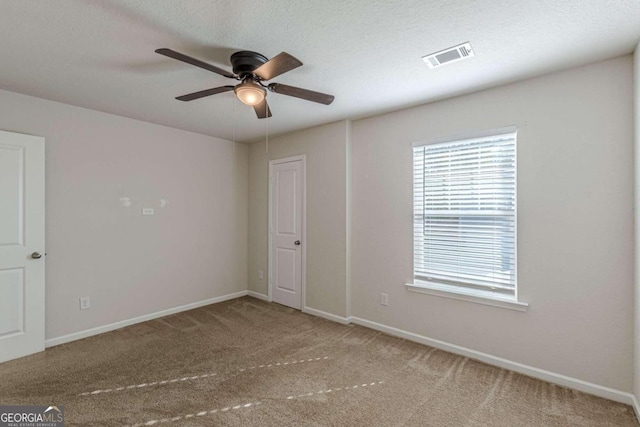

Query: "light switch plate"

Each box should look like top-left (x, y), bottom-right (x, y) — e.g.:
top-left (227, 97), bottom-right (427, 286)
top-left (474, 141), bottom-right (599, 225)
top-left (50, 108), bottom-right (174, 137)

top-left (142, 208), bottom-right (154, 216)
top-left (380, 293), bottom-right (389, 306)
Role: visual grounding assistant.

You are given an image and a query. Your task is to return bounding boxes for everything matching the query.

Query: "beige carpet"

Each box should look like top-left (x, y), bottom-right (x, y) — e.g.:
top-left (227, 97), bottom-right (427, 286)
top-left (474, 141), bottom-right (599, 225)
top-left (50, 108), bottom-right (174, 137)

top-left (0, 296), bottom-right (637, 426)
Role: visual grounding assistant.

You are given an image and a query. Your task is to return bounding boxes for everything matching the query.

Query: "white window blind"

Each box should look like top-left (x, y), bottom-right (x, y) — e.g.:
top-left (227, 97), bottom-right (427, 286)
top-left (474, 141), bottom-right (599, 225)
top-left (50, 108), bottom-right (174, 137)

top-left (413, 132), bottom-right (516, 297)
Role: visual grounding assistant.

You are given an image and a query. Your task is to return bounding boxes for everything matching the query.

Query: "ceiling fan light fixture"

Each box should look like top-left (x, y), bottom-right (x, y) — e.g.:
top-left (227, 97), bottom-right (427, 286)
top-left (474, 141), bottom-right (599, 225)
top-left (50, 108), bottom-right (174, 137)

top-left (234, 81), bottom-right (266, 106)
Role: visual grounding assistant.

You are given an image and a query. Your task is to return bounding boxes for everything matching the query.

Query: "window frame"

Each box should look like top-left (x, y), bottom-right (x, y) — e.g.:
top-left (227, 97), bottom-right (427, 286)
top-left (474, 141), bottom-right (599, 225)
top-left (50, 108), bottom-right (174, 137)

top-left (407, 127), bottom-right (528, 312)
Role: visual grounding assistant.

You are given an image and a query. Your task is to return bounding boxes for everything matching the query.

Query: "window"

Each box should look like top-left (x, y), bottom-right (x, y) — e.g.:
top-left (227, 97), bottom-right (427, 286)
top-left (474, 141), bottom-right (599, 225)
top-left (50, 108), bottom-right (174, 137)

top-left (412, 131), bottom-right (517, 300)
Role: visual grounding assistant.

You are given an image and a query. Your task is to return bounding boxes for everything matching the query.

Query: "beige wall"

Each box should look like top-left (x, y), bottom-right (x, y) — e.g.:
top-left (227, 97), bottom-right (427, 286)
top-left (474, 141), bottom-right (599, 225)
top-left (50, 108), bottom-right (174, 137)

top-left (351, 56), bottom-right (634, 392)
top-left (248, 121), bottom-right (349, 317)
top-left (0, 89), bottom-right (248, 340)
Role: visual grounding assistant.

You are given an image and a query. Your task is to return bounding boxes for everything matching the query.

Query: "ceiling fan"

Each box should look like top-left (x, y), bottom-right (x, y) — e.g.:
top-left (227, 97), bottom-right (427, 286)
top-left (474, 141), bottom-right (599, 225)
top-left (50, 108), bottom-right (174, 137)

top-left (155, 48), bottom-right (335, 119)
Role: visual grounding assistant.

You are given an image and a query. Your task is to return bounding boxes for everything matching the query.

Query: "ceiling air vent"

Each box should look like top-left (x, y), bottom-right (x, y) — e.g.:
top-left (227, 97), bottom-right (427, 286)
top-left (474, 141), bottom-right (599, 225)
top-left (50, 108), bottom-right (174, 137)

top-left (422, 42), bottom-right (474, 69)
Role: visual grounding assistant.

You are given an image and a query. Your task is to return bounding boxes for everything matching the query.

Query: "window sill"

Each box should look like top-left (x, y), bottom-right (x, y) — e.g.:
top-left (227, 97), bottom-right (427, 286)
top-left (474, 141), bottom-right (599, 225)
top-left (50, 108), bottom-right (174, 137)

top-left (405, 281), bottom-right (528, 312)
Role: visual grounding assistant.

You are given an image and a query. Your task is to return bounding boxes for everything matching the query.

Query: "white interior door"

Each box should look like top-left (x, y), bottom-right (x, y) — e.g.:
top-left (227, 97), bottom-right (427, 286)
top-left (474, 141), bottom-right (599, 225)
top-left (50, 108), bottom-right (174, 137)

top-left (269, 157), bottom-right (304, 310)
top-left (0, 130), bottom-right (45, 363)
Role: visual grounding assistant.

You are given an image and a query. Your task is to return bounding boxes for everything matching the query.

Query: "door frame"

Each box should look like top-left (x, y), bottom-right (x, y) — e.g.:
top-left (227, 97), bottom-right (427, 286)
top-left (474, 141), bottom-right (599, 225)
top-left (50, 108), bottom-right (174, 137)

top-left (268, 155), bottom-right (306, 309)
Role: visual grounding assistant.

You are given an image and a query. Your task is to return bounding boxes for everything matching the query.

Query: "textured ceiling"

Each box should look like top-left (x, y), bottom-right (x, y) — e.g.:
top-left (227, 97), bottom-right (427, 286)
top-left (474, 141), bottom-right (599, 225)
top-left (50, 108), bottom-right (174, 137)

top-left (1, 0), bottom-right (639, 142)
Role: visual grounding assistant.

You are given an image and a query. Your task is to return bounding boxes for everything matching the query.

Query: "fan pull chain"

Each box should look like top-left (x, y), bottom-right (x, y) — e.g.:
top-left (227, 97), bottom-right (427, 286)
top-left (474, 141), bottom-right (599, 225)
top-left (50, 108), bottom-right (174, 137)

top-left (232, 94), bottom-right (236, 152)
top-left (265, 101), bottom-right (269, 153)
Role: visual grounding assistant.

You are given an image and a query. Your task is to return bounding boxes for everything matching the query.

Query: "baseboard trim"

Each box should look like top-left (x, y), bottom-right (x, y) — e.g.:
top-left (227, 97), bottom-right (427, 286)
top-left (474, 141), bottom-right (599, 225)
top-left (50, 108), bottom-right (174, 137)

top-left (350, 316), bottom-right (636, 407)
top-left (302, 306), bottom-right (352, 325)
top-left (632, 394), bottom-right (640, 423)
top-left (247, 291), bottom-right (270, 302)
top-left (45, 290), bottom-right (249, 348)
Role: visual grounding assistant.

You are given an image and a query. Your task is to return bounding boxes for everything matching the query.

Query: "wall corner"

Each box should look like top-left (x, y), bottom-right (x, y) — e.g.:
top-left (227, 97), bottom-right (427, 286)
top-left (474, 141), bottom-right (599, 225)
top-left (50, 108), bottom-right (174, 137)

top-left (345, 119), bottom-right (353, 318)
top-left (634, 39), bottom-right (640, 405)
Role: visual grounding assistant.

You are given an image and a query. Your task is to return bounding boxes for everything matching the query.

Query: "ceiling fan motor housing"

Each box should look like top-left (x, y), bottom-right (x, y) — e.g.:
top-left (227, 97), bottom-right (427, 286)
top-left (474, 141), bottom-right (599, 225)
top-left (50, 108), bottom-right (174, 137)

top-left (230, 51), bottom-right (269, 79)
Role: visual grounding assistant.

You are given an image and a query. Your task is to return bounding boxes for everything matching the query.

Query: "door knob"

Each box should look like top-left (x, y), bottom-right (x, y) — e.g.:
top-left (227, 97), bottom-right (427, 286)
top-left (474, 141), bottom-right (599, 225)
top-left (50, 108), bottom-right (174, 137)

top-left (31, 252), bottom-right (42, 259)
top-left (294, 240), bottom-right (301, 246)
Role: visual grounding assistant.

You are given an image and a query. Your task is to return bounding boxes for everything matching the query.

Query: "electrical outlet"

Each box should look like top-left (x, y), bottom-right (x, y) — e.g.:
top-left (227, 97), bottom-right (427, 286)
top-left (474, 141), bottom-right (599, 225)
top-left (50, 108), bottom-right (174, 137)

top-left (258, 270), bottom-right (264, 280)
top-left (142, 208), bottom-right (154, 216)
top-left (79, 296), bottom-right (91, 310)
top-left (380, 293), bottom-right (389, 306)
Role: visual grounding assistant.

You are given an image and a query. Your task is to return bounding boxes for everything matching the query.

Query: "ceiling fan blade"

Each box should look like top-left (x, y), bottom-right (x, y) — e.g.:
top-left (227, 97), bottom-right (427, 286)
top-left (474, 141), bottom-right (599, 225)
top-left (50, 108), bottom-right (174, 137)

top-left (253, 98), bottom-right (272, 119)
top-left (253, 52), bottom-right (303, 81)
top-left (155, 48), bottom-right (236, 79)
top-left (176, 86), bottom-right (235, 101)
top-left (268, 83), bottom-right (334, 105)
